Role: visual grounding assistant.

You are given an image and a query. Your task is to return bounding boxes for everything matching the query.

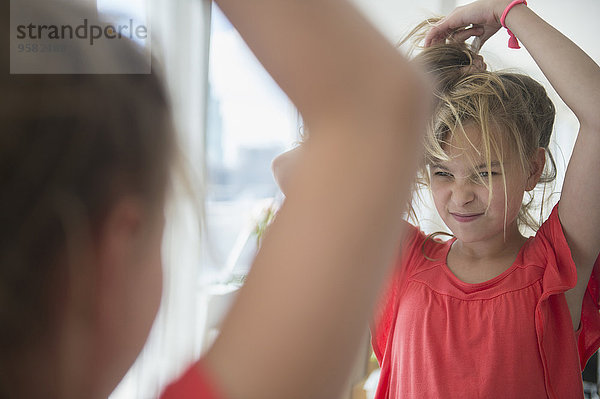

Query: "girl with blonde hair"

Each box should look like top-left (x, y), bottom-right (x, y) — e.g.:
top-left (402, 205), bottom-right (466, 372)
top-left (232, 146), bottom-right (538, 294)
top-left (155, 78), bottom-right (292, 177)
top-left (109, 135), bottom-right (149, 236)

top-left (370, 1), bottom-right (600, 397)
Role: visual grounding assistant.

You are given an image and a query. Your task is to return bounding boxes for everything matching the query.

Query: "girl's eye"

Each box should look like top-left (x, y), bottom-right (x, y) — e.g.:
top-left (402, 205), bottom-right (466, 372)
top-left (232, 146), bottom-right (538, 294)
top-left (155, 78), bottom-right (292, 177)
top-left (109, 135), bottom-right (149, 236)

top-left (433, 171), bottom-right (453, 178)
top-left (478, 171), bottom-right (498, 178)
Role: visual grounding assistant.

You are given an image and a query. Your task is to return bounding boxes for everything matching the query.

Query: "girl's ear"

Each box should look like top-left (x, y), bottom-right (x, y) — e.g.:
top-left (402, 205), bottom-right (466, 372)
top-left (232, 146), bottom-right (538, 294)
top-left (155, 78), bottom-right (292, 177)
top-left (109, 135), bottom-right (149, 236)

top-left (95, 196), bottom-right (144, 317)
top-left (60, 199), bottom-right (143, 333)
top-left (91, 197), bottom-right (145, 343)
top-left (91, 197), bottom-right (148, 377)
top-left (526, 148), bottom-right (546, 191)
top-left (55, 197), bottom-right (145, 394)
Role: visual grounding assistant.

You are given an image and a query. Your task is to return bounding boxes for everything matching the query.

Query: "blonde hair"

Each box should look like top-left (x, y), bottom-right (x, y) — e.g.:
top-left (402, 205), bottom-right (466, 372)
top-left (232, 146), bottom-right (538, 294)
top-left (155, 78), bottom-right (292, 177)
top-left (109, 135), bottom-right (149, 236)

top-left (404, 19), bottom-right (556, 235)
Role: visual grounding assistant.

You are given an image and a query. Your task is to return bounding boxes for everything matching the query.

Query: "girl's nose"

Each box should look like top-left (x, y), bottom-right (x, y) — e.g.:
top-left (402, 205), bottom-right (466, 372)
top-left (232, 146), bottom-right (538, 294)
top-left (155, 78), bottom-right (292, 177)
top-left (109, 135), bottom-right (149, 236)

top-left (450, 181), bottom-right (476, 207)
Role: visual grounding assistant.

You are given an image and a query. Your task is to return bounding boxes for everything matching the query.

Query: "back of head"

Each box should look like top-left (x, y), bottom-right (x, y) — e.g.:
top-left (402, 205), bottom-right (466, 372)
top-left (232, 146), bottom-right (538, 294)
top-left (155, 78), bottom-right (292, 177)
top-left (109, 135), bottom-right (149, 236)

top-left (0, 1), bottom-right (174, 393)
top-left (405, 20), bottom-right (557, 231)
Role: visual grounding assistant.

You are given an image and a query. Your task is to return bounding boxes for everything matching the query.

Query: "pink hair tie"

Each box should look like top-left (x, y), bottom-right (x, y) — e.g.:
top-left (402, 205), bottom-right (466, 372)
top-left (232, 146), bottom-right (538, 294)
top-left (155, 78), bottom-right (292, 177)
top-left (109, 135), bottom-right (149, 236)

top-left (500, 0), bottom-right (527, 49)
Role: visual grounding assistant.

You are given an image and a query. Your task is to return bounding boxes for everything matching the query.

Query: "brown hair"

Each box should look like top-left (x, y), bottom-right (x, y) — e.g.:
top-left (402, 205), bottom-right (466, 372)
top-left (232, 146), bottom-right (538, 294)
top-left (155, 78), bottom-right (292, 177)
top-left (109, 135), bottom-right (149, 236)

top-left (404, 19), bottom-right (557, 236)
top-left (0, 3), bottom-right (175, 390)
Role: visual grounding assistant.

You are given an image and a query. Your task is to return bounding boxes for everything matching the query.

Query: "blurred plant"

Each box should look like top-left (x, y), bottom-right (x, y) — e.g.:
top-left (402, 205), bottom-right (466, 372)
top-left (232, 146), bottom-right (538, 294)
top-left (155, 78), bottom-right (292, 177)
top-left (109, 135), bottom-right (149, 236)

top-left (224, 272), bottom-right (247, 287)
top-left (253, 203), bottom-right (279, 248)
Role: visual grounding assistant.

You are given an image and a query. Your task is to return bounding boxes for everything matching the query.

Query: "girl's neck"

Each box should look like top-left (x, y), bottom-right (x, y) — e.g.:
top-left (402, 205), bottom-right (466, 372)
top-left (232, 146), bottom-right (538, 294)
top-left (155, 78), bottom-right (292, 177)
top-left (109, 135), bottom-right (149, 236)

top-left (452, 222), bottom-right (527, 262)
top-left (446, 224), bottom-right (528, 284)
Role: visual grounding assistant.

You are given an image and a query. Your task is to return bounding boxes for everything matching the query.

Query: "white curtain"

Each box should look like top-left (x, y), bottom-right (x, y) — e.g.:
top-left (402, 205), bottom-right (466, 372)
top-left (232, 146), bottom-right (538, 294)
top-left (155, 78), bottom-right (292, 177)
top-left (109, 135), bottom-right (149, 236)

top-left (110, 0), bottom-right (212, 397)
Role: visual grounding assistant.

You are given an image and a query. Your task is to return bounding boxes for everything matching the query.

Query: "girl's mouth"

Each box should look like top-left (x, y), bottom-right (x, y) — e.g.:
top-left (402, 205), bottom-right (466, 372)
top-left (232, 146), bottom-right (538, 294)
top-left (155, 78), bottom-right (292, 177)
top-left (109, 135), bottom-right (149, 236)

top-left (450, 212), bottom-right (484, 223)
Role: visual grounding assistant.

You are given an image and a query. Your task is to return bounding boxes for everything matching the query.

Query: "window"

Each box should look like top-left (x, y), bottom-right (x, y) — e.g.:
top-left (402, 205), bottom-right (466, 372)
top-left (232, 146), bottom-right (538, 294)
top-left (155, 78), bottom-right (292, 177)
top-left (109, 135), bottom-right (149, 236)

top-left (97, 0), bottom-right (148, 46)
top-left (202, 3), bottom-right (300, 284)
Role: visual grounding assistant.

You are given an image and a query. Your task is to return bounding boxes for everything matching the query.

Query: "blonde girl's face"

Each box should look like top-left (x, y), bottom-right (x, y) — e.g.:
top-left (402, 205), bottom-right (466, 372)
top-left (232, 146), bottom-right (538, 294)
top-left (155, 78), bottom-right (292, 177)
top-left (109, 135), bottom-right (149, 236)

top-left (429, 123), bottom-right (530, 244)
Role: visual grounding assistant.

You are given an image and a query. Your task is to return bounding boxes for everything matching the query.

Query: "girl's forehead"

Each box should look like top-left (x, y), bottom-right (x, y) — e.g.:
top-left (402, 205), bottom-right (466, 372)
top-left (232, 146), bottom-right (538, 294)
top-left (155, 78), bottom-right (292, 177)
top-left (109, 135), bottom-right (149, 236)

top-left (439, 122), bottom-right (511, 163)
top-left (445, 122), bottom-right (486, 149)
top-left (431, 154), bottom-right (503, 172)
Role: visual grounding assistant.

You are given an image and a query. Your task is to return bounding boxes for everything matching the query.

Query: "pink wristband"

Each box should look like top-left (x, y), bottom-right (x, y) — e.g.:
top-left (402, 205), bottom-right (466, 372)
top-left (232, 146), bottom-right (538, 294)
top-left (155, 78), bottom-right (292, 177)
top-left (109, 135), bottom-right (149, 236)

top-left (500, 0), bottom-right (527, 49)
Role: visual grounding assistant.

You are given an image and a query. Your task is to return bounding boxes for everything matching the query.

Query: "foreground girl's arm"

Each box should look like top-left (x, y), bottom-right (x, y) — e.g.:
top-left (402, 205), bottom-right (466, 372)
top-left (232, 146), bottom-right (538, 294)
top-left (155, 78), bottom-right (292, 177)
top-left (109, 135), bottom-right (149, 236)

top-left (204, 1), bottom-right (429, 399)
top-left (426, 0), bottom-right (600, 330)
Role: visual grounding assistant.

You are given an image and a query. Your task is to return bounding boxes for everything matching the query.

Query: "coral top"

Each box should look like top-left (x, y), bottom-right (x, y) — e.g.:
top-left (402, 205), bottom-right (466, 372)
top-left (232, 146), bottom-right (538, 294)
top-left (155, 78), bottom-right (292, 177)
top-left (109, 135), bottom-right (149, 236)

top-left (160, 361), bottom-right (224, 399)
top-left (372, 203), bottom-right (600, 399)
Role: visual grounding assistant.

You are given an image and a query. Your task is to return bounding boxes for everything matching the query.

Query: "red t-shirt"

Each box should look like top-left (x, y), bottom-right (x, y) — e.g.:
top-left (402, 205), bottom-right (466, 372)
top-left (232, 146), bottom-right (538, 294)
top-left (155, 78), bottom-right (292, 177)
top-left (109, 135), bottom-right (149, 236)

top-left (160, 361), bottom-right (224, 399)
top-left (371, 203), bottom-right (600, 398)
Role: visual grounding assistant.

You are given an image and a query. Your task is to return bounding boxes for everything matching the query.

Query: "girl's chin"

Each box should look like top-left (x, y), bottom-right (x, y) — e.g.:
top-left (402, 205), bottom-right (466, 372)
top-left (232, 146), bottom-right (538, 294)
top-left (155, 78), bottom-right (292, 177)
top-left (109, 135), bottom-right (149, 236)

top-left (450, 232), bottom-right (483, 244)
top-left (445, 224), bottom-right (490, 243)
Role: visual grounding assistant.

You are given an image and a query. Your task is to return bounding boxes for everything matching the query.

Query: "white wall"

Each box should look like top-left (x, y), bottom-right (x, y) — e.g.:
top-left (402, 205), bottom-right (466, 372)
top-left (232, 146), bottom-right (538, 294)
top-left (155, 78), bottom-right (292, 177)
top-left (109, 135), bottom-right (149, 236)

top-left (350, 0), bottom-right (600, 125)
top-left (350, 0), bottom-right (451, 42)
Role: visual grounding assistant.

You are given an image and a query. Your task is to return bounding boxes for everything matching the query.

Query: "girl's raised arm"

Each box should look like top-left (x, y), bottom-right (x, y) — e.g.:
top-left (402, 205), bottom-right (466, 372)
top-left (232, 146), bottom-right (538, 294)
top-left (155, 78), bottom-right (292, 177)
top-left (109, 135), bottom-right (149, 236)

top-left (425, 0), bottom-right (600, 330)
top-left (204, 1), bottom-right (429, 399)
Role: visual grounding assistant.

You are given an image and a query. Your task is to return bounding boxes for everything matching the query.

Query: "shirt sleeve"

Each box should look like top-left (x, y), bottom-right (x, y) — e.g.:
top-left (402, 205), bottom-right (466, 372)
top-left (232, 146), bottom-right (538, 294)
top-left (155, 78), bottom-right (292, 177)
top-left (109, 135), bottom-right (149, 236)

top-left (576, 252), bottom-right (600, 367)
top-left (160, 360), bottom-right (225, 399)
top-left (370, 222), bottom-right (422, 364)
top-left (535, 202), bottom-right (600, 370)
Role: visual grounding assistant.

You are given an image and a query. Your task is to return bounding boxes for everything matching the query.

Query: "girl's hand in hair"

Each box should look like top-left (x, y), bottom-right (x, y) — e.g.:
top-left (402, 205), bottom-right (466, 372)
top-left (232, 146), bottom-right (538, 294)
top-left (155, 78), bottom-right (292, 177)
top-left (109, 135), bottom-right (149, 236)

top-left (424, 0), bottom-right (513, 49)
